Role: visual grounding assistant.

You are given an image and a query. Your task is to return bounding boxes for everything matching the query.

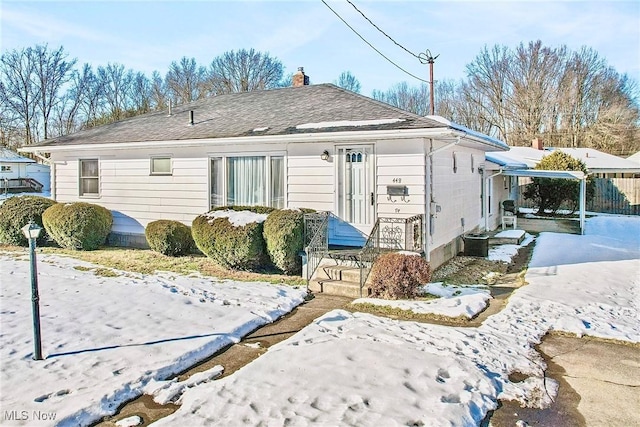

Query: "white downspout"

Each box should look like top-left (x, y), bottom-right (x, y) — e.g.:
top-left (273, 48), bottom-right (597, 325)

top-left (424, 138), bottom-right (431, 262)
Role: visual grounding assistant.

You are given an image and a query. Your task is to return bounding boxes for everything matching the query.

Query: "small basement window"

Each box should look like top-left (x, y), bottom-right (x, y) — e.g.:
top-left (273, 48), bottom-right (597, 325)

top-left (151, 157), bottom-right (172, 175)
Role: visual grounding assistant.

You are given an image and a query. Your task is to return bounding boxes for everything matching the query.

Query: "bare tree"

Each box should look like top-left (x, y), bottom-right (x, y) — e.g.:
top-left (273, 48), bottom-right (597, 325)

top-left (334, 71), bottom-right (361, 93)
top-left (97, 63), bottom-right (134, 121)
top-left (165, 57), bottom-right (205, 104)
top-left (463, 45), bottom-right (513, 144)
top-left (0, 47), bottom-right (39, 145)
top-left (372, 82), bottom-right (429, 115)
top-left (130, 71), bottom-right (151, 114)
top-left (207, 49), bottom-right (284, 94)
top-left (32, 44), bottom-right (76, 140)
top-left (150, 70), bottom-right (169, 110)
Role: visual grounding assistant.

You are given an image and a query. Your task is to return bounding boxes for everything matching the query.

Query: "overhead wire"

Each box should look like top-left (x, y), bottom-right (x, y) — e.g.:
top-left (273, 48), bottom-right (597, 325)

top-left (321, 0), bottom-right (431, 84)
top-left (344, 0), bottom-right (420, 60)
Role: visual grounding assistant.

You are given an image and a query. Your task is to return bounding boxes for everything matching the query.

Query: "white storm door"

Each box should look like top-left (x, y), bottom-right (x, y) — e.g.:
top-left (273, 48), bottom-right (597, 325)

top-left (338, 146), bottom-right (374, 229)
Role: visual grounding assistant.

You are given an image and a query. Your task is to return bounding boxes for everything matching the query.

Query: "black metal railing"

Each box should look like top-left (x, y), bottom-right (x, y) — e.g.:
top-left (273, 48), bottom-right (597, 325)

top-left (357, 215), bottom-right (424, 297)
top-left (303, 212), bottom-right (330, 287)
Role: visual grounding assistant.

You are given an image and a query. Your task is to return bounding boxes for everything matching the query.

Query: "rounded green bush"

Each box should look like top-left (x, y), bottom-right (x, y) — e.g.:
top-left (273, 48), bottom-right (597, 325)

top-left (0, 195), bottom-right (57, 246)
top-left (145, 220), bottom-right (194, 256)
top-left (369, 252), bottom-right (431, 300)
top-left (192, 208), bottom-right (269, 270)
top-left (263, 209), bottom-right (306, 274)
top-left (42, 202), bottom-right (112, 250)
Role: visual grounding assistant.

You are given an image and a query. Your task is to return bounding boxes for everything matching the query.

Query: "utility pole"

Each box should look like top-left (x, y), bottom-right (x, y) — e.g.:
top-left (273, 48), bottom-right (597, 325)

top-left (419, 49), bottom-right (439, 115)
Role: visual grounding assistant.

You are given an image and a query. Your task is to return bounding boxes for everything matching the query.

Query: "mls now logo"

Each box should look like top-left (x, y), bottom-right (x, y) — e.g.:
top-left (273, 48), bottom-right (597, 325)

top-left (4, 410), bottom-right (57, 421)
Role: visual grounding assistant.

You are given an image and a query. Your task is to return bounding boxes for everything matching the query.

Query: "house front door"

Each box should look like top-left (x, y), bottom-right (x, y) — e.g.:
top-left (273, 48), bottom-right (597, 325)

top-left (332, 145), bottom-right (374, 246)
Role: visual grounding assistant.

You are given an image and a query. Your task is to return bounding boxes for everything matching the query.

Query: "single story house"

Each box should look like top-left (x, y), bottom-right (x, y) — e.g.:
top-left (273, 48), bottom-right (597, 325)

top-left (21, 71), bottom-right (509, 268)
top-left (0, 147), bottom-right (50, 192)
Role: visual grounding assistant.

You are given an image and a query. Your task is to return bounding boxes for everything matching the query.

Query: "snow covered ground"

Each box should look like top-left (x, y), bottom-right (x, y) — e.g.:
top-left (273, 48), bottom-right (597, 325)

top-left (153, 215), bottom-right (639, 426)
top-left (1, 215), bottom-right (637, 426)
top-left (0, 254), bottom-right (306, 426)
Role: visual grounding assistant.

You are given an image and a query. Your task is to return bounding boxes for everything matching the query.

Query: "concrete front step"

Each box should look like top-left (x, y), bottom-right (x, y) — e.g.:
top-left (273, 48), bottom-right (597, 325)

top-left (308, 279), bottom-right (371, 299)
top-left (315, 264), bottom-right (362, 283)
top-left (489, 229), bottom-right (526, 245)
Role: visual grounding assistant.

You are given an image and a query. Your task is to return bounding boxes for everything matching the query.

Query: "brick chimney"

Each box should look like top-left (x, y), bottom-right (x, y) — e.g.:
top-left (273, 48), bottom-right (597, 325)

top-left (532, 137), bottom-right (544, 150)
top-left (292, 67), bottom-right (309, 87)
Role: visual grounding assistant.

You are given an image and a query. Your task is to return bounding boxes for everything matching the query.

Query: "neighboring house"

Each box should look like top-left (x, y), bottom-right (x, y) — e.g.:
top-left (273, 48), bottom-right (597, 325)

top-left (0, 147), bottom-right (50, 192)
top-left (486, 139), bottom-right (640, 218)
top-left (21, 72), bottom-right (508, 268)
top-left (488, 139), bottom-right (640, 178)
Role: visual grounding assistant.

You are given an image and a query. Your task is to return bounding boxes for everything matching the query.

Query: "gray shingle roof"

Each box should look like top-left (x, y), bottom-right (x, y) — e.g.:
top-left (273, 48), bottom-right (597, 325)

top-left (29, 84), bottom-right (450, 147)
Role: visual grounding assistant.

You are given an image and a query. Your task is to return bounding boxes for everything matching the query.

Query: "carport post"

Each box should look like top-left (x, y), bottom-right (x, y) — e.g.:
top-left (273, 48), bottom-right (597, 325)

top-left (579, 178), bottom-right (586, 235)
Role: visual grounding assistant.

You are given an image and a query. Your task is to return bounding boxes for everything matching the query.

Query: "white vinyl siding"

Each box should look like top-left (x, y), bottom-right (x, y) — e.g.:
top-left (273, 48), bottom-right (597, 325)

top-left (431, 144), bottom-right (484, 249)
top-left (286, 144), bottom-right (334, 212)
top-left (376, 139), bottom-right (425, 218)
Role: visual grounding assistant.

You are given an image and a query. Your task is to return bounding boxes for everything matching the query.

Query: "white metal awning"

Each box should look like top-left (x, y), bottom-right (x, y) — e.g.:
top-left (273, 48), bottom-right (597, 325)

top-left (498, 168), bottom-right (587, 234)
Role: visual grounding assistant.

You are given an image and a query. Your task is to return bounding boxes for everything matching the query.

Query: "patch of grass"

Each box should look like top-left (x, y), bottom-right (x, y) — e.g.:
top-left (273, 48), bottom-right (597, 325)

top-left (433, 257), bottom-right (507, 285)
top-left (94, 267), bottom-right (120, 278)
top-left (27, 246), bottom-right (306, 286)
top-left (73, 266), bottom-right (92, 271)
top-left (349, 302), bottom-right (469, 325)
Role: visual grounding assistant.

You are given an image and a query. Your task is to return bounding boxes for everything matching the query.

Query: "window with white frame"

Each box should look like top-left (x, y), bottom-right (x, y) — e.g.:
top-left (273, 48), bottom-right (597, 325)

top-left (150, 157), bottom-right (172, 175)
top-left (79, 159), bottom-right (99, 196)
top-left (1, 165), bottom-right (12, 173)
top-left (210, 155), bottom-right (284, 209)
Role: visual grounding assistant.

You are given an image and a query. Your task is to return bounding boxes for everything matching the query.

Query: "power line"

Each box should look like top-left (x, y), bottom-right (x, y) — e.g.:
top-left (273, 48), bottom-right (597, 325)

top-left (344, 0), bottom-right (420, 59)
top-left (321, 0), bottom-right (431, 84)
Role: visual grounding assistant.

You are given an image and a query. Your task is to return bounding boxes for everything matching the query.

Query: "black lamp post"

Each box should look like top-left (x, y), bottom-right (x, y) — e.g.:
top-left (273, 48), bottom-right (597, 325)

top-left (21, 221), bottom-right (43, 360)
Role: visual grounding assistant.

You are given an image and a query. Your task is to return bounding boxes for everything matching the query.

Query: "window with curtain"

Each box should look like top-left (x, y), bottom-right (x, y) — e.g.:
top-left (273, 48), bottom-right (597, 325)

top-left (79, 159), bottom-right (99, 196)
top-left (270, 156), bottom-right (284, 209)
top-left (210, 155), bottom-right (284, 209)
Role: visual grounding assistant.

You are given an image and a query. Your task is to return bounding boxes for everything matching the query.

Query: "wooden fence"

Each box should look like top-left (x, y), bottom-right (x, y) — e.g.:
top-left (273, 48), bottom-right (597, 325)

top-left (518, 178), bottom-right (640, 215)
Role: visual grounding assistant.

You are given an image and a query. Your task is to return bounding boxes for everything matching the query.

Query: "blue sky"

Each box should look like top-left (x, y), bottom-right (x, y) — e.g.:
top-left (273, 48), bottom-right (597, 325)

top-left (1, 0), bottom-right (639, 95)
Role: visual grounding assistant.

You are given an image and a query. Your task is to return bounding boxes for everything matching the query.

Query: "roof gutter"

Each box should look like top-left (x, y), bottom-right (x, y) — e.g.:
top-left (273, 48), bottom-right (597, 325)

top-left (19, 127), bottom-right (508, 154)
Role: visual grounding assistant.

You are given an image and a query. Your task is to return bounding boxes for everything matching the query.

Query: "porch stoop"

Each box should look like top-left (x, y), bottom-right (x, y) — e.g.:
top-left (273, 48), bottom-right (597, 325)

top-left (308, 263), bottom-right (372, 299)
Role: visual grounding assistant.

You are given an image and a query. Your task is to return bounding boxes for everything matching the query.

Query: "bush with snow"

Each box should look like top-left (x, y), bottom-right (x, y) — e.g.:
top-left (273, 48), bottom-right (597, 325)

top-left (145, 220), bottom-right (194, 256)
top-left (263, 209), bottom-right (306, 274)
top-left (192, 207), bottom-right (270, 270)
top-left (369, 252), bottom-right (431, 300)
top-left (42, 202), bottom-right (112, 250)
top-left (0, 195), bottom-right (56, 246)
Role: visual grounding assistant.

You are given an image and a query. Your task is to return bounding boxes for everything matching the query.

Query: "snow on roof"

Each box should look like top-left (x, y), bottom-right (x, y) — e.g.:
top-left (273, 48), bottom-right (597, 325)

top-left (204, 209), bottom-right (269, 227)
top-left (0, 147), bottom-right (35, 163)
top-left (627, 151), bottom-right (640, 165)
top-left (425, 115), bottom-right (509, 151)
top-left (556, 147), bottom-right (640, 172)
top-left (499, 147), bottom-right (640, 173)
top-left (485, 152), bottom-right (529, 169)
top-left (295, 118), bottom-right (405, 129)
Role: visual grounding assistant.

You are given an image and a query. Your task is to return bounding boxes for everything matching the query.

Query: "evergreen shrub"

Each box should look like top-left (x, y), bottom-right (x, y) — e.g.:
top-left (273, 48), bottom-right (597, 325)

top-left (263, 209), bottom-right (306, 274)
top-left (369, 252), bottom-right (431, 300)
top-left (0, 196), bottom-right (57, 246)
top-left (42, 202), bottom-right (112, 250)
top-left (145, 220), bottom-right (194, 256)
top-left (191, 207), bottom-right (269, 270)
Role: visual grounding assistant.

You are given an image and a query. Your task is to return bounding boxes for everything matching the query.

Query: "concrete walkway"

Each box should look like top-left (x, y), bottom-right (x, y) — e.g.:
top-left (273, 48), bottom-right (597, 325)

top-left (96, 280), bottom-right (639, 427)
top-left (487, 334), bottom-right (640, 427)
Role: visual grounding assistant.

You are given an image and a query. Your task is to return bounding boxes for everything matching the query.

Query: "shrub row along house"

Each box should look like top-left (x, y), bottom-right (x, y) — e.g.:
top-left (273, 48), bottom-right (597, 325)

top-left (20, 69), bottom-right (509, 281)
